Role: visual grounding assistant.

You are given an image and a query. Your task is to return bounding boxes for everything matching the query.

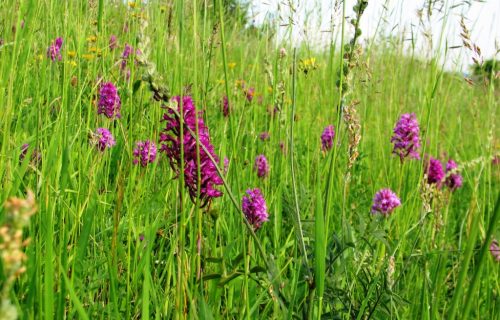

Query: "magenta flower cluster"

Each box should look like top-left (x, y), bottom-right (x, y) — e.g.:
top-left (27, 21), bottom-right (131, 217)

top-left (391, 113), bottom-right (421, 161)
top-left (245, 87), bottom-right (255, 102)
top-left (321, 125), bottom-right (335, 151)
top-left (222, 96), bottom-right (230, 117)
top-left (109, 35), bottom-right (118, 50)
top-left (241, 188), bottom-right (269, 230)
top-left (19, 144), bottom-right (30, 163)
top-left (121, 44), bottom-right (133, 69)
top-left (426, 157), bottom-right (445, 186)
top-left (47, 37), bottom-right (63, 61)
top-left (371, 188), bottom-right (401, 216)
top-left (259, 132), bottom-right (270, 141)
top-left (254, 154), bottom-right (270, 178)
top-left (95, 128), bottom-right (116, 151)
top-left (223, 157), bottom-right (230, 174)
top-left (133, 140), bottom-right (157, 167)
top-left (425, 157), bottom-right (463, 191)
top-left (490, 239), bottom-right (500, 262)
top-left (19, 143), bottom-right (42, 165)
top-left (98, 82), bottom-right (121, 119)
top-left (445, 160), bottom-right (463, 190)
top-left (160, 96), bottom-right (223, 205)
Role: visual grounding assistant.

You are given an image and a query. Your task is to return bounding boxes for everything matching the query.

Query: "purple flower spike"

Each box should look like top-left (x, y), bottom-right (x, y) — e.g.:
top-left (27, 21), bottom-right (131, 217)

top-left (222, 96), bottom-right (230, 117)
top-left (98, 82), bottom-right (121, 119)
top-left (259, 132), bottom-right (270, 141)
top-left (121, 44), bottom-right (133, 69)
top-left (493, 155), bottom-right (500, 166)
top-left (95, 128), bottom-right (116, 151)
top-left (47, 37), bottom-right (63, 61)
top-left (223, 157), bottom-right (229, 174)
top-left (133, 140), bottom-right (157, 167)
top-left (160, 96), bottom-right (223, 206)
top-left (445, 159), bottom-right (463, 191)
top-left (426, 157), bottom-right (445, 186)
top-left (490, 239), bottom-right (500, 262)
top-left (109, 35), bottom-right (118, 50)
top-left (321, 125), bottom-right (335, 151)
top-left (19, 143), bottom-right (41, 165)
top-left (245, 87), bottom-right (255, 102)
top-left (242, 188), bottom-right (269, 230)
top-left (254, 154), bottom-right (270, 178)
top-left (391, 113), bottom-right (421, 161)
top-left (19, 144), bottom-right (30, 163)
top-left (371, 188), bottom-right (401, 216)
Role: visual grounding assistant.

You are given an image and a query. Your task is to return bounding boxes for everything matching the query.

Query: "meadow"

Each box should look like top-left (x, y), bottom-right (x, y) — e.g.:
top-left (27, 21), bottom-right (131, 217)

top-left (0, 0), bottom-right (499, 319)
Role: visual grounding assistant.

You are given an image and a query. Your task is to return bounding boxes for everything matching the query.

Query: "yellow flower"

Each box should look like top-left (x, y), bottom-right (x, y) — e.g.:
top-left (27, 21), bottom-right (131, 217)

top-left (228, 62), bottom-right (236, 69)
top-left (267, 86), bottom-right (273, 93)
top-left (298, 57), bottom-right (318, 75)
top-left (69, 60), bottom-right (77, 67)
top-left (132, 12), bottom-right (147, 20)
top-left (36, 54), bottom-right (44, 61)
top-left (82, 54), bottom-right (94, 60)
top-left (86, 35), bottom-right (97, 43)
top-left (306, 58), bottom-right (316, 66)
top-left (217, 79), bottom-right (225, 85)
top-left (128, 1), bottom-right (137, 8)
top-left (235, 79), bottom-right (245, 88)
top-left (88, 47), bottom-right (103, 57)
top-left (67, 51), bottom-right (77, 58)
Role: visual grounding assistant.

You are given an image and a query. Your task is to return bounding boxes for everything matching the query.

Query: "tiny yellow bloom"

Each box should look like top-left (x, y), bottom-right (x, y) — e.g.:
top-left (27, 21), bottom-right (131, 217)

top-left (89, 47), bottom-right (97, 53)
top-left (128, 1), bottom-right (137, 8)
top-left (217, 79), bottom-right (225, 85)
top-left (235, 79), bottom-right (245, 88)
top-left (267, 86), bottom-right (273, 93)
top-left (228, 62), bottom-right (236, 69)
top-left (86, 35), bottom-right (97, 43)
top-left (82, 53), bottom-right (94, 60)
top-left (67, 51), bottom-right (77, 58)
top-left (69, 60), bottom-right (77, 67)
top-left (299, 57), bottom-right (318, 75)
top-left (37, 54), bottom-right (44, 61)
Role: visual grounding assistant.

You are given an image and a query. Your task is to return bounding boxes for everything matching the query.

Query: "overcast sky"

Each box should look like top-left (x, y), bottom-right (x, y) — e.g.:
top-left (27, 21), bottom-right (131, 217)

top-left (249, 0), bottom-right (499, 71)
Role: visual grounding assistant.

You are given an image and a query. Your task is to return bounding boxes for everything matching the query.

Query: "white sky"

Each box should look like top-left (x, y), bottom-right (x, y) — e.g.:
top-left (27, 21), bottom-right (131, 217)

top-left (249, 0), bottom-right (500, 71)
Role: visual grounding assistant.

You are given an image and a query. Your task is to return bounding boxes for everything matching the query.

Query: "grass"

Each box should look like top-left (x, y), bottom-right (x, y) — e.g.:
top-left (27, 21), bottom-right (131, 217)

top-left (0, 0), bottom-right (499, 319)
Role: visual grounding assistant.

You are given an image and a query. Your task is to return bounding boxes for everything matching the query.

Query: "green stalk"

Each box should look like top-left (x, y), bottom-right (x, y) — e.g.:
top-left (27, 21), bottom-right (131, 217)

top-left (461, 194), bottom-right (500, 318)
top-left (290, 49), bottom-right (311, 275)
top-left (176, 0), bottom-right (186, 317)
top-left (447, 198), bottom-right (484, 319)
top-left (314, 169), bottom-right (326, 319)
top-left (97, 0), bottom-right (103, 33)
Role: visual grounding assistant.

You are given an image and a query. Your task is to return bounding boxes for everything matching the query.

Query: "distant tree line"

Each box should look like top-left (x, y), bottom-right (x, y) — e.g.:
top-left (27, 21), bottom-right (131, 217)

top-left (472, 58), bottom-right (499, 84)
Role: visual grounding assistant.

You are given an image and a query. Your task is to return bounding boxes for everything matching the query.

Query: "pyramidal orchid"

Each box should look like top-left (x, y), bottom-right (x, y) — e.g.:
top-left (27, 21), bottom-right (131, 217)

top-left (160, 96), bottom-right (223, 206)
